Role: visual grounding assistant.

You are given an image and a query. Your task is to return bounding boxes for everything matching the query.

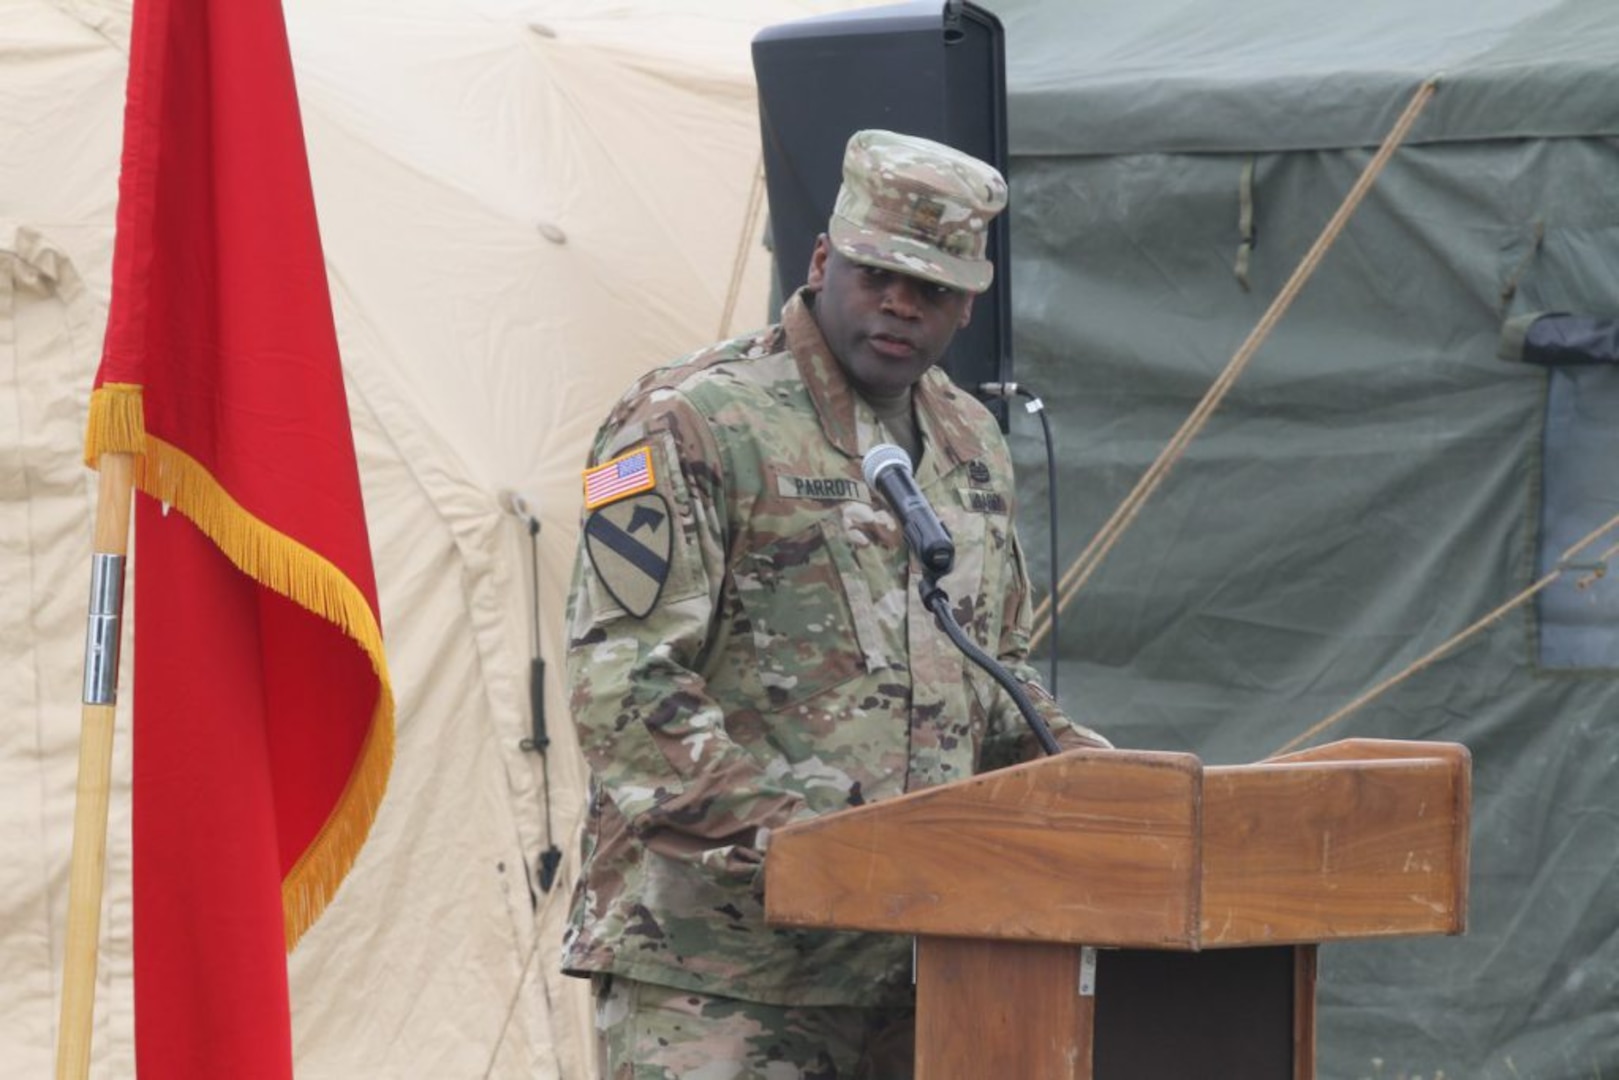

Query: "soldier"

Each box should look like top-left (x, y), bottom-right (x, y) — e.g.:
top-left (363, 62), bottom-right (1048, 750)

top-left (563, 129), bottom-right (1109, 1078)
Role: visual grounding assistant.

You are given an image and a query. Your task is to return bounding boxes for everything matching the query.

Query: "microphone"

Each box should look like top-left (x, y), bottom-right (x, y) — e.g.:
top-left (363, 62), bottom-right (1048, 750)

top-left (862, 444), bottom-right (954, 576)
top-left (864, 445), bottom-right (1060, 756)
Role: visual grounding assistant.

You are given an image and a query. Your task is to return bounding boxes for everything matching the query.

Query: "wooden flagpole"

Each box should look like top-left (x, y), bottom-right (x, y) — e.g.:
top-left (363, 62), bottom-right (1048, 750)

top-left (56, 450), bottom-right (136, 1080)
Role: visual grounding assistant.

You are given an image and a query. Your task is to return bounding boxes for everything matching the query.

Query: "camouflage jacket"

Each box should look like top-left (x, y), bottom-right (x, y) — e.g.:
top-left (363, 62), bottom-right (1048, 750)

top-left (560, 290), bottom-right (1107, 1006)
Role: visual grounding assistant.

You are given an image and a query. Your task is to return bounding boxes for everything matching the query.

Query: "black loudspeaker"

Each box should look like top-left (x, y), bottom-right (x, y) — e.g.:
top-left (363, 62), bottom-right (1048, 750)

top-left (752, 1), bottom-right (1012, 421)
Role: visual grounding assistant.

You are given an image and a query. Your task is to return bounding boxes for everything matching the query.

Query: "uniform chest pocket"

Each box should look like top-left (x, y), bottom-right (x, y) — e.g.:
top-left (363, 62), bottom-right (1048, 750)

top-left (733, 518), bottom-right (871, 708)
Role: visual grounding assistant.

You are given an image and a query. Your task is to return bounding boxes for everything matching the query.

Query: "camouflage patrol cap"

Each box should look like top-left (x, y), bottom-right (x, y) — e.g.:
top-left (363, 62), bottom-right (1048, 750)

top-left (828, 129), bottom-right (1007, 295)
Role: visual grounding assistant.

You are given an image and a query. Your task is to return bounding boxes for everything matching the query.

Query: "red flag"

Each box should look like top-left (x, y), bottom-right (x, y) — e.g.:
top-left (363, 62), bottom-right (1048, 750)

top-left (84, 0), bottom-right (393, 1075)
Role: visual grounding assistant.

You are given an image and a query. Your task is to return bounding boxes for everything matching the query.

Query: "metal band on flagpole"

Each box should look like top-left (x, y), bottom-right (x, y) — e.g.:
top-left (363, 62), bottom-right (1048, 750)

top-left (82, 554), bottom-right (125, 706)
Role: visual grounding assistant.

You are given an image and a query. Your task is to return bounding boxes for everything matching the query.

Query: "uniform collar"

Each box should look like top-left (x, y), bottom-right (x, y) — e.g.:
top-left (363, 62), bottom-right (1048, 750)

top-left (782, 288), bottom-right (987, 478)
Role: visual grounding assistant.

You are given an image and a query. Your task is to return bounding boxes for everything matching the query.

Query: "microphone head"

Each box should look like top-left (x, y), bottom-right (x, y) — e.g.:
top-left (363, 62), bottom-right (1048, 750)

top-left (861, 443), bottom-right (911, 489)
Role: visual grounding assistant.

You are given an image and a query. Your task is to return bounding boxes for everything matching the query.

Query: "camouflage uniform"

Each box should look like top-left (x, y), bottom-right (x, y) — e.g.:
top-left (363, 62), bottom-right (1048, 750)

top-left (594, 978), bottom-right (912, 1080)
top-left (562, 130), bottom-right (1108, 1073)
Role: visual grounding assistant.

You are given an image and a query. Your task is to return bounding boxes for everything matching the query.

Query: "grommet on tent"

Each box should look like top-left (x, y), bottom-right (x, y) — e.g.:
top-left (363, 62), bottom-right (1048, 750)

top-left (537, 222), bottom-right (567, 245)
top-left (528, 22), bottom-right (556, 38)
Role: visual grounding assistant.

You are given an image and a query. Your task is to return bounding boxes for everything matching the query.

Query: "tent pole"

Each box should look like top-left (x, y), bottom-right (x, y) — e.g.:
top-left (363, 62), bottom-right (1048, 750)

top-left (56, 451), bottom-right (135, 1080)
top-left (719, 155), bottom-right (768, 339)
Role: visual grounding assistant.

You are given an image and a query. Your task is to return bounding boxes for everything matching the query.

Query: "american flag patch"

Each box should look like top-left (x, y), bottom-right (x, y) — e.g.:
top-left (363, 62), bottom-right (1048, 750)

top-left (583, 446), bottom-right (656, 509)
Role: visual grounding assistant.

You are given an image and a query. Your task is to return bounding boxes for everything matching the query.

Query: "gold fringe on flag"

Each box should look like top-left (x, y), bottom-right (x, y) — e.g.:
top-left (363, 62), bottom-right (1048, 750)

top-left (83, 382), bottom-right (148, 463)
top-left (84, 382), bottom-right (396, 949)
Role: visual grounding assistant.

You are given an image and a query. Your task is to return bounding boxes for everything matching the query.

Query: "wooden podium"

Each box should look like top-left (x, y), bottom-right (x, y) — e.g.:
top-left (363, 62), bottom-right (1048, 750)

top-left (764, 739), bottom-right (1470, 1079)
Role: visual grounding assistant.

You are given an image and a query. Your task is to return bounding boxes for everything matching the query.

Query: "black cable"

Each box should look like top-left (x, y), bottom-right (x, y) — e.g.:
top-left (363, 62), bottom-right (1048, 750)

top-left (515, 513), bottom-right (564, 894)
top-left (921, 578), bottom-right (1061, 757)
top-left (519, 518), bottom-right (550, 754)
top-left (979, 382), bottom-right (1061, 697)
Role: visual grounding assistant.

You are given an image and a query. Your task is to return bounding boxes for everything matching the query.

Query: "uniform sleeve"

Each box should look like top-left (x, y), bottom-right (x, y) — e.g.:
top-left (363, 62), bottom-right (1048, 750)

top-left (566, 391), bottom-right (806, 860)
top-left (980, 527), bottom-right (1112, 769)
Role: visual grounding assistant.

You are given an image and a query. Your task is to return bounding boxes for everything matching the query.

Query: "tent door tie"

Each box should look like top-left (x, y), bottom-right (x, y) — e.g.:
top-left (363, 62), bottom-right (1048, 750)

top-left (1234, 155), bottom-right (1258, 291)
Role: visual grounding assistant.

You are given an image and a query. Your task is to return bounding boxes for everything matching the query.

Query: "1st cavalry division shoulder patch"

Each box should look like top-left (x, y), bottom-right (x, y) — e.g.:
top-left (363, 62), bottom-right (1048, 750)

top-left (582, 447), bottom-right (668, 618)
top-left (584, 492), bottom-right (673, 618)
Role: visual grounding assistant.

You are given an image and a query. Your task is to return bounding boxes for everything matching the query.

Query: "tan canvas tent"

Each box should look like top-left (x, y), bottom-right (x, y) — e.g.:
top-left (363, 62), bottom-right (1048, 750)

top-left (1, 1), bottom-right (873, 1075)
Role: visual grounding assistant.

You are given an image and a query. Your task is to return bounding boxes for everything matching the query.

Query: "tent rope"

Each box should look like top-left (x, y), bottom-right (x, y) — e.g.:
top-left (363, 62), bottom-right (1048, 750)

top-left (719, 155), bottom-right (767, 339)
top-left (1031, 77), bottom-right (1440, 650)
top-left (1270, 508), bottom-right (1619, 757)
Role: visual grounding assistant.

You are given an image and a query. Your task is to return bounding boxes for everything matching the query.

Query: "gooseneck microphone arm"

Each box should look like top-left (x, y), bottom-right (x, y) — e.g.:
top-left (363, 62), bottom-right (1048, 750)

top-left (861, 444), bottom-right (1062, 758)
top-left (920, 579), bottom-right (1062, 757)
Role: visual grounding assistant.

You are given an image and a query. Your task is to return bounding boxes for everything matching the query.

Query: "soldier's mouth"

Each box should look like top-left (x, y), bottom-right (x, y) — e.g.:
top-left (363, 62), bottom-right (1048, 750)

top-left (868, 333), bottom-right (917, 359)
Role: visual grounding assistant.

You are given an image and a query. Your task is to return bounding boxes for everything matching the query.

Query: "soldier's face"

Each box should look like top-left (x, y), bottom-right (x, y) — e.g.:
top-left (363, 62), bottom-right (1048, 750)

top-left (805, 237), bottom-right (974, 398)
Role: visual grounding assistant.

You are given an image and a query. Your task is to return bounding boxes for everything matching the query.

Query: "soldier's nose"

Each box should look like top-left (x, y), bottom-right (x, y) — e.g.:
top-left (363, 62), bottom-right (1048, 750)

top-left (880, 279), bottom-right (922, 318)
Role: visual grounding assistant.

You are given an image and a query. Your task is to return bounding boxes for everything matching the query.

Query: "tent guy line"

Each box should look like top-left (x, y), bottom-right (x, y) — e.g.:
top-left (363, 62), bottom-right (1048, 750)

top-left (1030, 77), bottom-right (1441, 651)
top-left (1271, 504), bottom-right (1619, 757)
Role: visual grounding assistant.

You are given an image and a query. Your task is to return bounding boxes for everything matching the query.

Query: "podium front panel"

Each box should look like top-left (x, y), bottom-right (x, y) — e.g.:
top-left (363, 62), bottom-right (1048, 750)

top-left (1093, 946), bottom-right (1308, 1079)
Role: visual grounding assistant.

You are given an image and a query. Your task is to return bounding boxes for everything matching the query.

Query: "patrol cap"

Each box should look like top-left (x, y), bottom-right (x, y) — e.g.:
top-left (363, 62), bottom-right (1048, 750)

top-left (828, 129), bottom-right (1008, 295)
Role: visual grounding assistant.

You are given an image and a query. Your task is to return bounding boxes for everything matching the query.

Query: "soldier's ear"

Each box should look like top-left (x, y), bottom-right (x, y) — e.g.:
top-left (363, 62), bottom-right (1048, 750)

top-left (956, 293), bottom-right (975, 330)
top-left (805, 235), bottom-right (831, 291)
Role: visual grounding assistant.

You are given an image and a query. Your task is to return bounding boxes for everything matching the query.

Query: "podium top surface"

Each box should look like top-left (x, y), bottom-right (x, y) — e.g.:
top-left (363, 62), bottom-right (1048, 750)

top-left (764, 739), bottom-right (1470, 949)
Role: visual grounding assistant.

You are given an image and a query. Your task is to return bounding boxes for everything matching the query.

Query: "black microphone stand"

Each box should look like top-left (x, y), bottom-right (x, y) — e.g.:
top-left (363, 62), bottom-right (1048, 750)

top-left (918, 571), bottom-right (1063, 757)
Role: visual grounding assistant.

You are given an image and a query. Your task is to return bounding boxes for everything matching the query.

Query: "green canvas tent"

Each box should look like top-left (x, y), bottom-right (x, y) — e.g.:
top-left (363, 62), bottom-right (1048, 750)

top-left (989, 1), bottom-right (1619, 1076)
